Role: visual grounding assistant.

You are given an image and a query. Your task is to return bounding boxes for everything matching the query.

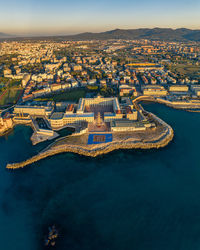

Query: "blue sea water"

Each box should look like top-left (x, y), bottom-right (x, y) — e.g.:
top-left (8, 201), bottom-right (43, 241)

top-left (1, 104), bottom-right (200, 250)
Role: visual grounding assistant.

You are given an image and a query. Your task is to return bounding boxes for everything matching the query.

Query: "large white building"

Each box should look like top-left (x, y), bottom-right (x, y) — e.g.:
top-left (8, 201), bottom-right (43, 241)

top-left (14, 102), bottom-right (54, 117)
top-left (13, 96), bottom-right (139, 131)
top-left (50, 96), bottom-right (124, 129)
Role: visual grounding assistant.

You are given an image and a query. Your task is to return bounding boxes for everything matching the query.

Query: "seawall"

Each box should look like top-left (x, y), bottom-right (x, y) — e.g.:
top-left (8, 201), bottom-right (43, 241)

top-left (143, 98), bottom-right (200, 111)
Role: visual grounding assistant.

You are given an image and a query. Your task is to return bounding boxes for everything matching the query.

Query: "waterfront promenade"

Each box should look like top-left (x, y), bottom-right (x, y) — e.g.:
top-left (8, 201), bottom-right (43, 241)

top-left (133, 96), bottom-right (200, 110)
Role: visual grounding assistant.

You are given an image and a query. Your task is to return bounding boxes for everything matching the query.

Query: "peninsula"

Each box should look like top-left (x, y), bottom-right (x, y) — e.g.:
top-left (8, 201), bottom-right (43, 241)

top-left (5, 95), bottom-right (173, 169)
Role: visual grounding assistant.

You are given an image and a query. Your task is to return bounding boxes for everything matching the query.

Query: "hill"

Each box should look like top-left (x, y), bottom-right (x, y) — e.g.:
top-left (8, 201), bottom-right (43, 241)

top-left (0, 32), bottom-right (13, 38)
top-left (61, 28), bottom-right (200, 42)
top-left (1, 28), bottom-right (200, 42)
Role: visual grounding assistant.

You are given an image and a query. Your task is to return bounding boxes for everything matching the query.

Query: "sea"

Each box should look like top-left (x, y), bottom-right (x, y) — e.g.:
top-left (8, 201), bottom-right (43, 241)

top-left (1, 103), bottom-right (200, 250)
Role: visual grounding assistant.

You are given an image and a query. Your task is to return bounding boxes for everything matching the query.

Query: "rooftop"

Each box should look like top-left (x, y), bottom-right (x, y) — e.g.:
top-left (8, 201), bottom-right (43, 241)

top-left (111, 120), bottom-right (145, 128)
top-left (50, 112), bottom-right (64, 120)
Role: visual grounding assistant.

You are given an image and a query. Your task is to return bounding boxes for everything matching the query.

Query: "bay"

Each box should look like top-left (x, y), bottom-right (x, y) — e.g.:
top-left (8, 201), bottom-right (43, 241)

top-left (0, 104), bottom-right (200, 250)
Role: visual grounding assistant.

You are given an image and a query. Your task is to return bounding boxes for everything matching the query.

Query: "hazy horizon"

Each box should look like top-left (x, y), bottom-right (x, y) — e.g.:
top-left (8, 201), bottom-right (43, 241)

top-left (1, 26), bottom-right (200, 37)
top-left (1, 0), bottom-right (200, 36)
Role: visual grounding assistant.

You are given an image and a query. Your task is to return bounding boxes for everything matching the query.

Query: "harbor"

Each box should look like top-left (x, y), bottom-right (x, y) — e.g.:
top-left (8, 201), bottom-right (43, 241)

top-left (0, 103), bottom-right (199, 250)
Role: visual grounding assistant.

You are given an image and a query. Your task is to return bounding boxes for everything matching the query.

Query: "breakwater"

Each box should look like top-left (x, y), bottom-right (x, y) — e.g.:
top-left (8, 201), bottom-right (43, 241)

top-left (6, 113), bottom-right (174, 170)
top-left (134, 96), bottom-right (200, 111)
top-left (153, 99), bottom-right (200, 111)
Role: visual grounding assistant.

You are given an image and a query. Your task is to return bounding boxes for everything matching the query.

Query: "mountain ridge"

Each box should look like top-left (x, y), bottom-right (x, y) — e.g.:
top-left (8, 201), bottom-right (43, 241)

top-left (62, 28), bottom-right (200, 41)
top-left (0, 32), bottom-right (13, 38)
top-left (1, 28), bottom-right (200, 41)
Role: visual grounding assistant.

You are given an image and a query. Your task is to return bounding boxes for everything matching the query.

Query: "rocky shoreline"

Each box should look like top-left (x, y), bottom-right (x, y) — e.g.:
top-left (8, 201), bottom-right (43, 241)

top-left (6, 112), bottom-right (174, 170)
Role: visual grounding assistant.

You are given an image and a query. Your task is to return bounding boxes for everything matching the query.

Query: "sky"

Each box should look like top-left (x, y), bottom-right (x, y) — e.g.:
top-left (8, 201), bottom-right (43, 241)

top-left (1, 0), bottom-right (200, 35)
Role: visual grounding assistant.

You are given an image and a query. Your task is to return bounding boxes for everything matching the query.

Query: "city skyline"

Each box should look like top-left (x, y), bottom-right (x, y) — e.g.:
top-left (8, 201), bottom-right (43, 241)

top-left (1, 0), bottom-right (200, 35)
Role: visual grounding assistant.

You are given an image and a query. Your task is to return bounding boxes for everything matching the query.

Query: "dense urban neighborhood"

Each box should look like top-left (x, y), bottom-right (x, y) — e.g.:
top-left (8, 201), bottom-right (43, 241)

top-left (0, 39), bottom-right (200, 106)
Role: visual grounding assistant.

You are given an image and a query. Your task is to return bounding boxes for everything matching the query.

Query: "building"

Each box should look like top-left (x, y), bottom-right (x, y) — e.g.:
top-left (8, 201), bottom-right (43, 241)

top-left (169, 85), bottom-right (189, 92)
top-left (0, 117), bottom-right (13, 134)
top-left (22, 74), bottom-right (31, 87)
top-left (51, 84), bottom-right (62, 92)
top-left (14, 102), bottom-right (54, 117)
top-left (49, 96), bottom-right (124, 129)
top-left (119, 85), bottom-right (136, 97)
top-left (142, 85), bottom-right (168, 96)
top-left (190, 85), bottom-right (200, 97)
top-left (76, 96), bottom-right (122, 117)
top-left (72, 65), bottom-right (82, 71)
top-left (13, 96), bottom-right (143, 133)
top-left (111, 120), bottom-right (146, 132)
top-left (125, 106), bottom-right (138, 120)
top-left (3, 68), bottom-right (12, 77)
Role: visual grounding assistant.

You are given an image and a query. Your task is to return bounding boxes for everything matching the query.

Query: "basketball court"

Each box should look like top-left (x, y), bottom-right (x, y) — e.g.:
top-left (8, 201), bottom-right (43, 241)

top-left (87, 134), bottom-right (113, 145)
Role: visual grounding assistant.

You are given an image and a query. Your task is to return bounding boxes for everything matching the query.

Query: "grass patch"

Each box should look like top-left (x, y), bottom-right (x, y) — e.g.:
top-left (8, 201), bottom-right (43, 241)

top-left (171, 64), bottom-right (200, 78)
top-left (34, 88), bottom-right (86, 102)
top-left (0, 88), bottom-right (22, 106)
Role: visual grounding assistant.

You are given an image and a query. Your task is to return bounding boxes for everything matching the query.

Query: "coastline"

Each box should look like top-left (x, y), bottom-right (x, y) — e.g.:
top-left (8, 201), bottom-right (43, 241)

top-left (0, 127), bottom-right (14, 137)
top-left (138, 97), bottom-right (200, 111)
top-left (6, 112), bottom-right (174, 170)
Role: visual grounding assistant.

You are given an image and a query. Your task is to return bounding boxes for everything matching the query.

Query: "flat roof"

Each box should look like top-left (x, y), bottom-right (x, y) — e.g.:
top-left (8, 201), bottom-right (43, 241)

top-left (104, 113), bottom-right (116, 117)
top-left (111, 120), bottom-right (145, 128)
top-left (50, 112), bottom-right (64, 120)
top-left (64, 113), bottom-right (94, 118)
